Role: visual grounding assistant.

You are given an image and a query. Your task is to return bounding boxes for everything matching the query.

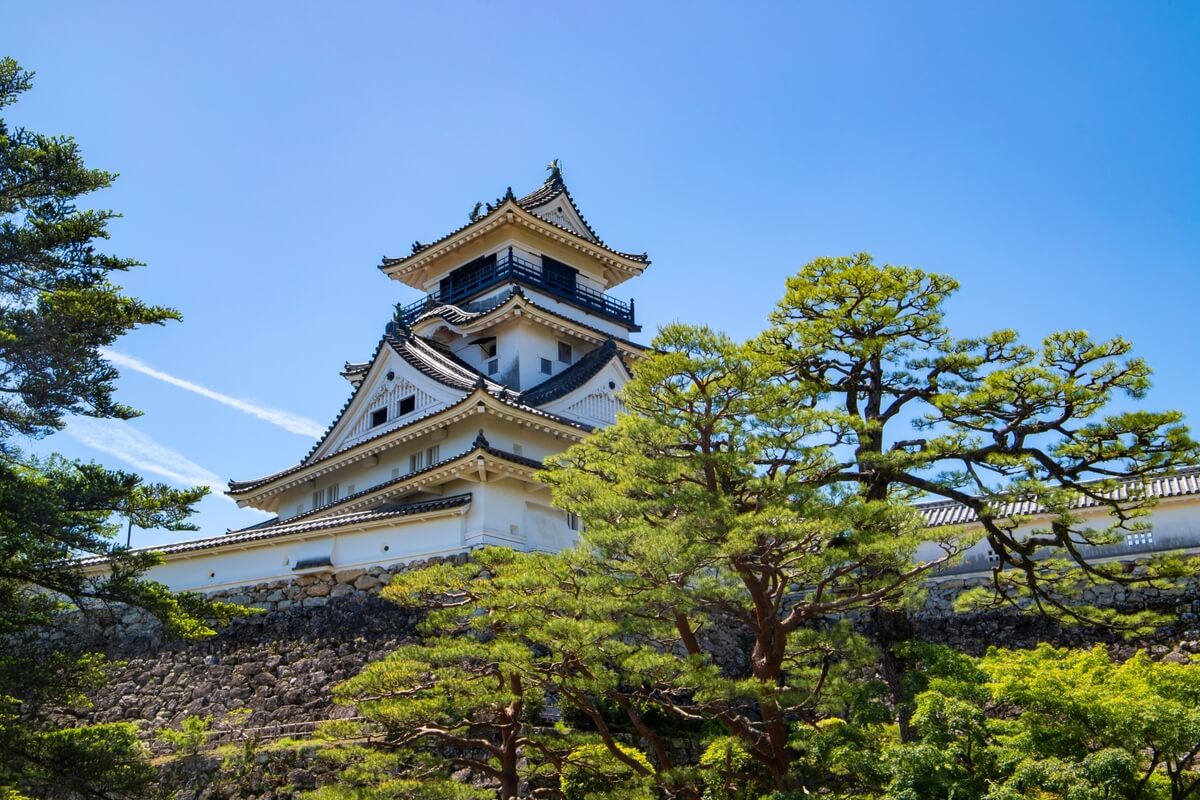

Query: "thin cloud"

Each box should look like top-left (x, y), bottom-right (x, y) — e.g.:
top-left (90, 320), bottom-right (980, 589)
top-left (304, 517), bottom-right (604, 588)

top-left (101, 349), bottom-right (324, 438)
top-left (65, 417), bottom-right (232, 500)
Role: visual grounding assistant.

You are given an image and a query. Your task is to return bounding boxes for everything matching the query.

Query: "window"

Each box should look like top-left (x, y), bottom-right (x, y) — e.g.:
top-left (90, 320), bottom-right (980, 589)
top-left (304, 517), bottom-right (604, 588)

top-left (512, 443), bottom-right (523, 456)
top-left (312, 490), bottom-right (322, 509)
top-left (427, 444), bottom-right (440, 464)
top-left (1127, 531), bottom-right (1154, 547)
top-left (558, 341), bottom-right (573, 364)
top-left (295, 503), bottom-right (304, 517)
top-left (440, 253), bottom-right (498, 303)
top-left (410, 452), bottom-right (425, 473)
top-left (391, 466), bottom-right (401, 479)
top-left (541, 256), bottom-right (578, 293)
top-left (567, 512), bottom-right (581, 532)
top-left (325, 484), bottom-right (340, 505)
top-left (478, 338), bottom-right (497, 358)
top-left (540, 358), bottom-right (552, 374)
top-left (487, 358), bottom-right (499, 375)
top-left (397, 395), bottom-right (416, 416)
top-left (370, 407), bottom-right (387, 427)
top-left (346, 483), bottom-right (356, 495)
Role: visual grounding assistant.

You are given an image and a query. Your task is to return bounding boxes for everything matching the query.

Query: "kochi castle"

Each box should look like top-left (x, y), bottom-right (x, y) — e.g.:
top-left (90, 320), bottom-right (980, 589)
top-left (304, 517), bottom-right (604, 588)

top-left (142, 165), bottom-right (650, 591)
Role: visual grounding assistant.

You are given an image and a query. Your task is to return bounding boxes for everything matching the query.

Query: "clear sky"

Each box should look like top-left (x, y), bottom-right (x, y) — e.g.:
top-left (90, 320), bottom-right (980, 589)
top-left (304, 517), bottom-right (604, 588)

top-left (6, 2), bottom-right (1199, 547)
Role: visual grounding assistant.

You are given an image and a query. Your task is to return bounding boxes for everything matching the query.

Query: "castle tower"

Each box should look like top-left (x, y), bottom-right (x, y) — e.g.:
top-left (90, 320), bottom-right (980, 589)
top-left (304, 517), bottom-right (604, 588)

top-left (143, 167), bottom-right (648, 590)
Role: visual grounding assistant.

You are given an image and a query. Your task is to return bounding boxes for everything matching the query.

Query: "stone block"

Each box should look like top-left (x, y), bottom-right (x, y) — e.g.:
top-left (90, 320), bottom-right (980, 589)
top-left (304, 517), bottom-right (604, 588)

top-left (334, 568), bottom-right (365, 585)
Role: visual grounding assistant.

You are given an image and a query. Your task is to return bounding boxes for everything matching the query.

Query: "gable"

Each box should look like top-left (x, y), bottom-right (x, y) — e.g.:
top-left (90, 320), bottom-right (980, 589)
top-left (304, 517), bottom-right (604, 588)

top-left (522, 192), bottom-right (598, 243)
top-left (538, 357), bottom-right (631, 428)
top-left (308, 348), bottom-right (465, 462)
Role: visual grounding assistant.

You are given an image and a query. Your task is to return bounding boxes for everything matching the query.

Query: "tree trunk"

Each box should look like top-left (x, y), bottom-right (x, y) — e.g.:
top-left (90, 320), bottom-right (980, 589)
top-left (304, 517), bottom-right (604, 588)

top-left (866, 606), bottom-right (916, 743)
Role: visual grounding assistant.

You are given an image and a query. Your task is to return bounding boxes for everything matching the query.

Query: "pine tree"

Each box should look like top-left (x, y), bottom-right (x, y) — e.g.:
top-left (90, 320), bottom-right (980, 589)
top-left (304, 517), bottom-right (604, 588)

top-left (0, 58), bottom-right (242, 798)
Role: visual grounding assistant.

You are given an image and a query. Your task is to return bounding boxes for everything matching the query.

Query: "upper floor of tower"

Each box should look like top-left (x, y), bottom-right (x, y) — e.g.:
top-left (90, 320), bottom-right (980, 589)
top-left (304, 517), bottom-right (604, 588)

top-left (383, 162), bottom-right (649, 333)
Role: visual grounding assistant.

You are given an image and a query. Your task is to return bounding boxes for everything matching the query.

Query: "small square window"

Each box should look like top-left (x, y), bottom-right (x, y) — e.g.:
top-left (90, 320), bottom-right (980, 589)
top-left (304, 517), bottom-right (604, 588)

top-left (567, 512), bottom-right (581, 532)
top-left (487, 358), bottom-right (499, 375)
top-left (558, 342), bottom-right (572, 364)
top-left (540, 358), bottom-right (552, 374)
top-left (398, 395), bottom-right (416, 416)
top-left (371, 407), bottom-right (388, 427)
top-left (427, 444), bottom-right (440, 464)
top-left (410, 452), bottom-right (425, 473)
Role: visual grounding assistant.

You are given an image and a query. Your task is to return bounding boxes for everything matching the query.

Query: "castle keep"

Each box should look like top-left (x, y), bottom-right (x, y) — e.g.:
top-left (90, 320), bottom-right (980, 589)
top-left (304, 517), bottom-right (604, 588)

top-left (91, 167), bottom-right (649, 592)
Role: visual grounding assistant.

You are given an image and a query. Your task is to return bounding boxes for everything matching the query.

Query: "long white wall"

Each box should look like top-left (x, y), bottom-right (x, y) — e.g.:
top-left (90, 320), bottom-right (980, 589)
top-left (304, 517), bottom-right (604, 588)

top-left (917, 496), bottom-right (1200, 577)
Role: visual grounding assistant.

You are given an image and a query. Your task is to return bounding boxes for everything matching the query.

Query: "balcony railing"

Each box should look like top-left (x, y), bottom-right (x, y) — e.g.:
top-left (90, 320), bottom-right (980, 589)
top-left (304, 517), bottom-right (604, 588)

top-left (395, 250), bottom-right (636, 327)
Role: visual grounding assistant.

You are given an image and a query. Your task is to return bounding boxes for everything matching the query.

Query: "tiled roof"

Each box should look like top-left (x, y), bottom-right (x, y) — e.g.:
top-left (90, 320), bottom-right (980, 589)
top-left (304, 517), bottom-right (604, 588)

top-left (917, 467), bottom-right (1200, 528)
top-left (228, 386), bottom-right (591, 496)
top-left (520, 338), bottom-right (624, 407)
top-left (411, 286), bottom-right (647, 344)
top-left (283, 437), bottom-right (542, 523)
top-left (74, 494), bottom-right (473, 567)
top-left (390, 328), bottom-right (505, 393)
top-left (380, 177), bottom-right (649, 268)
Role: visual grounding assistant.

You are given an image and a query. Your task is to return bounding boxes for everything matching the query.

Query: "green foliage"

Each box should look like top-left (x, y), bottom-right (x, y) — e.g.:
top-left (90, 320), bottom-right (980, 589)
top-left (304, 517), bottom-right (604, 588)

top-left (698, 737), bottom-right (765, 800)
top-left (306, 743), bottom-right (494, 800)
top-left (0, 57), bottom-right (247, 797)
top-left (560, 743), bottom-right (653, 800)
top-left (329, 252), bottom-right (1197, 797)
top-left (157, 714), bottom-right (213, 757)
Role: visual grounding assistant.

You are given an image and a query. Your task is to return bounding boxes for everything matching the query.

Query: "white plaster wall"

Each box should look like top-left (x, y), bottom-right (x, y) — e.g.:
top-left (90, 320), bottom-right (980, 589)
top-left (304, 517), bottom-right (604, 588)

top-left (520, 286), bottom-right (631, 339)
top-left (141, 511), bottom-right (469, 593)
top-left (917, 496), bottom-right (1200, 576)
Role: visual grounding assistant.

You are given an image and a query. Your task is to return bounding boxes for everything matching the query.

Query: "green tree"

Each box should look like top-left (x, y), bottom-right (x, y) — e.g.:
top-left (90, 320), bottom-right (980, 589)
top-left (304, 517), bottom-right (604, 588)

top-left (981, 644), bottom-right (1198, 799)
top-left (539, 253), bottom-right (1196, 791)
top-left (0, 58), bottom-right (243, 798)
top-left (330, 549), bottom-right (687, 799)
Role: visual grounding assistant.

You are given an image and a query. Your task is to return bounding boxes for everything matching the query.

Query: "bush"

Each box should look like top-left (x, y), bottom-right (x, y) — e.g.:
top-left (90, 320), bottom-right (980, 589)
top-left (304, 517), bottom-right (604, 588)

top-left (560, 743), bottom-right (654, 800)
top-left (157, 714), bottom-right (212, 757)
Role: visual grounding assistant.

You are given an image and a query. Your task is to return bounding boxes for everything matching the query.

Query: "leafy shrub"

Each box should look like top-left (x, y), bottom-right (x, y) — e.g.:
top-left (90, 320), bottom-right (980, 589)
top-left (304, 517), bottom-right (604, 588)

top-left (560, 743), bottom-right (653, 800)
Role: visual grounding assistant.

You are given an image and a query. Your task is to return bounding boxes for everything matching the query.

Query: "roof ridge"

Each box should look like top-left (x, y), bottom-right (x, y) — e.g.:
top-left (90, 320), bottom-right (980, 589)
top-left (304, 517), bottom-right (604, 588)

top-left (380, 176), bottom-right (649, 269)
top-left (919, 467), bottom-right (1200, 527)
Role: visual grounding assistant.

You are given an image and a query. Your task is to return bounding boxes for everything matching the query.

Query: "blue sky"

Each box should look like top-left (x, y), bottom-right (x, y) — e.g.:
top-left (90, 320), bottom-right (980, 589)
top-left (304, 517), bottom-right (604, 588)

top-left (6, 2), bottom-right (1199, 547)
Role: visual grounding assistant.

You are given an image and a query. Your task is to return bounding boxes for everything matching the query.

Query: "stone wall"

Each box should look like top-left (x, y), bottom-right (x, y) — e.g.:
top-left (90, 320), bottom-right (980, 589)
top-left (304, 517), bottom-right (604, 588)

top-left (62, 556), bottom-right (470, 736)
top-left (60, 556), bottom-right (1200, 746)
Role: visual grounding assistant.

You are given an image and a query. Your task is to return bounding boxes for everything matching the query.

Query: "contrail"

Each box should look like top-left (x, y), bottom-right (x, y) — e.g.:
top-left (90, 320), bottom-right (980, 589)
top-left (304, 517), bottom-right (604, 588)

top-left (65, 417), bottom-right (232, 499)
top-left (101, 349), bottom-right (324, 437)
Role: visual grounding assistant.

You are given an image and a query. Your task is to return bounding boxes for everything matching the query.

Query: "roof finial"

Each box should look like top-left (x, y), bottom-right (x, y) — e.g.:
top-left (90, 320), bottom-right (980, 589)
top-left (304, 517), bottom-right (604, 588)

top-left (468, 201), bottom-right (483, 223)
top-left (474, 428), bottom-right (490, 448)
top-left (388, 306), bottom-right (412, 338)
top-left (546, 158), bottom-right (562, 185)
top-left (503, 186), bottom-right (515, 201)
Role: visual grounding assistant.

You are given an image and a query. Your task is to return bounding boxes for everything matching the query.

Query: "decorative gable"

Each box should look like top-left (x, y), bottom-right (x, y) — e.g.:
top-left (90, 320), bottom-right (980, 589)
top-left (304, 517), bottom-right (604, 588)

top-left (522, 191), bottom-right (598, 243)
top-left (537, 356), bottom-right (632, 428)
top-left (307, 347), bottom-right (466, 462)
top-left (562, 389), bottom-right (625, 427)
top-left (343, 379), bottom-right (437, 442)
